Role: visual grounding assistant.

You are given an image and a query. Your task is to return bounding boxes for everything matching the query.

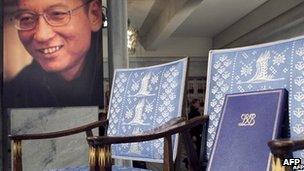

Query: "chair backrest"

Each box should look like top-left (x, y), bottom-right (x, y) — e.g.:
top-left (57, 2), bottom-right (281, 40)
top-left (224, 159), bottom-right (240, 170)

top-left (203, 35), bottom-right (304, 159)
top-left (107, 58), bottom-right (188, 163)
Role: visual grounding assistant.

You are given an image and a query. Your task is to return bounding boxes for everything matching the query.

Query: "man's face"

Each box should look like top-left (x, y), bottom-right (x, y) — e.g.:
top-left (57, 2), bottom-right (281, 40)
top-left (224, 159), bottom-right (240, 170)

top-left (17, 0), bottom-right (101, 79)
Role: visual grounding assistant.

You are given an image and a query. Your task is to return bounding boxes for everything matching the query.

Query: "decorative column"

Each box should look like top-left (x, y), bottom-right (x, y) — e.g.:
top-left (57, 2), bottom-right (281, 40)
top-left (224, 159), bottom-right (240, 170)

top-left (106, 0), bottom-right (131, 168)
top-left (107, 0), bottom-right (129, 88)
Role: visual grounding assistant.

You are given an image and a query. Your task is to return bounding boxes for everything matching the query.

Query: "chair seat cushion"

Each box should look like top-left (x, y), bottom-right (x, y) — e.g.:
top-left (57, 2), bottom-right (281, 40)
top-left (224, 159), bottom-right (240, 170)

top-left (49, 165), bottom-right (151, 171)
top-left (49, 165), bottom-right (88, 171)
top-left (112, 165), bottom-right (151, 171)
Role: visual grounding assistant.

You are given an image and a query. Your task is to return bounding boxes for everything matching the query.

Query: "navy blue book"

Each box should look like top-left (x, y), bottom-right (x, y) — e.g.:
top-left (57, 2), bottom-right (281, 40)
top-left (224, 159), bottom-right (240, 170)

top-left (207, 89), bottom-right (288, 171)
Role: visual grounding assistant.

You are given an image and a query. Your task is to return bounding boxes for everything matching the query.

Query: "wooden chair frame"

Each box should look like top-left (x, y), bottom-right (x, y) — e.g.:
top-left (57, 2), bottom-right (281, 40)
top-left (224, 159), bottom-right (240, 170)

top-left (268, 139), bottom-right (304, 171)
top-left (87, 115), bottom-right (208, 171)
top-left (9, 119), bottom-right (108, 171)
top-left (9, 116), bottom-right (208, 171)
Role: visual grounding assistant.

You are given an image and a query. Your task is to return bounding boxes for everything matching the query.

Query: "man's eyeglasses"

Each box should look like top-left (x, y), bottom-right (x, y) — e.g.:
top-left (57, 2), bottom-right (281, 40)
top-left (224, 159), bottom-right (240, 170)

top-left (13, 0), bottom-right (93, 31)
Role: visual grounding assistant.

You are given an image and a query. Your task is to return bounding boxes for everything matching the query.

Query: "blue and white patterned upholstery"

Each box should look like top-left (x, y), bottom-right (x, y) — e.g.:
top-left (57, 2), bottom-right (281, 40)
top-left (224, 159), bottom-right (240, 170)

top-left (204, 36), bottom-right (304, 159)
top-left (107, 58), bottom-right (188, 163)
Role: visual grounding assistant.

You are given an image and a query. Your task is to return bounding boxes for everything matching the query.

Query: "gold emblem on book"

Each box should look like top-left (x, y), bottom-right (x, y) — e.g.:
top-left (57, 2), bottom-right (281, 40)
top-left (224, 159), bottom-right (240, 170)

top-left (238, 113), bottom-right (256, 127)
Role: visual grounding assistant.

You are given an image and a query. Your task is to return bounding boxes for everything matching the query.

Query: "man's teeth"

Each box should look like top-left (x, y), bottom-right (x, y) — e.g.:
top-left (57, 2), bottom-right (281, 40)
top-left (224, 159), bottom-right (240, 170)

top-left (42, 46), bottom-right (61, 54)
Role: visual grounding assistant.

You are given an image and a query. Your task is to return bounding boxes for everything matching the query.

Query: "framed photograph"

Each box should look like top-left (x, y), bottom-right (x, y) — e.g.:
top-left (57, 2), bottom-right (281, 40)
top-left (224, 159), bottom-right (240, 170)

top-left (3, 0), bottom-right (104, 108)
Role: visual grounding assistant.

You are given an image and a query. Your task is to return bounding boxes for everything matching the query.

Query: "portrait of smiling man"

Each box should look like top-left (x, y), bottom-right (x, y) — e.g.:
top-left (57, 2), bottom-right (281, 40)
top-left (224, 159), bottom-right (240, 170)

top-left (3, 0), bottom-right (103, 108)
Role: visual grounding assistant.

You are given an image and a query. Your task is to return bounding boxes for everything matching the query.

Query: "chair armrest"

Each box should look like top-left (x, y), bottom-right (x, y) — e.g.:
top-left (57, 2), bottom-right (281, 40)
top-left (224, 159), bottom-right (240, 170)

top-left (9, 119), bottom-right (108, 140)
top-left (268, 139), bottom-right (304, 156)
top-left (87, 116), bottom-right (208, 146)
top-left (147, 117), bottom-right (187, 133)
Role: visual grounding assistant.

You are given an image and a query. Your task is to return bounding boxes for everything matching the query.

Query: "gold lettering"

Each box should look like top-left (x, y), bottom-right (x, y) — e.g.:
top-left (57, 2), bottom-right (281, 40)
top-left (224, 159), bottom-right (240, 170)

top-left (238, 113), bottom-right (256, 127)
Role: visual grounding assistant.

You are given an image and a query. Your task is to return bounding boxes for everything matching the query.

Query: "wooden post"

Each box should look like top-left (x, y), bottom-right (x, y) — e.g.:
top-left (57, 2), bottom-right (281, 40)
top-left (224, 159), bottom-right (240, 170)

top-left (12, 140), bottom-right (22, 171)
top-left (98, 111), bottom-right (107, 136)
top-left (97, 145), bottom-right (111, 171)
top-left (271, 155), bottom-right (292, 171)
top-left (164, 136), bottom-right (173, 171)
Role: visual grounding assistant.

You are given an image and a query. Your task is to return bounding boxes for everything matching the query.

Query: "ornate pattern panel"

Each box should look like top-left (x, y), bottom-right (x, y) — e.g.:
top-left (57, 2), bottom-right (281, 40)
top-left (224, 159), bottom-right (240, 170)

top-left (205, 36), bottom-right (304, 158)
top-left (108, 58), bottom-right (188, 162)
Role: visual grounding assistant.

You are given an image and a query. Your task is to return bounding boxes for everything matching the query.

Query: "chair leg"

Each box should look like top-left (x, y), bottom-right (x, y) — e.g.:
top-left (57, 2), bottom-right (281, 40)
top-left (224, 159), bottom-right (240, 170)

top-left (271, 155), bottom-right (292, 171)
top-left (181, 131), bottom-right (201, 171)
top-left (164, 136), bottom-right (173, 171)
top-left (12, 140), bottom-right (22, 171)
top-left (97, 145), bottom-right (112, 171)
top-left (89, 145), bottom-right (112, 171)
top-left (89, 145), bottom-right (99, 171)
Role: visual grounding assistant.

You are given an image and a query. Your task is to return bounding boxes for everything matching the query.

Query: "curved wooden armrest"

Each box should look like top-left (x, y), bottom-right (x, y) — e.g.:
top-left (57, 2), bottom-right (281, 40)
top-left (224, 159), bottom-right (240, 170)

top-left (9, 119), bottom-right (108, 140)
top-left (146, 117), bottom-right (187, 133)
top-left (268, 139), bottom-right (304, 156)
top-left (87, 115), bottom-right (208, 146)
